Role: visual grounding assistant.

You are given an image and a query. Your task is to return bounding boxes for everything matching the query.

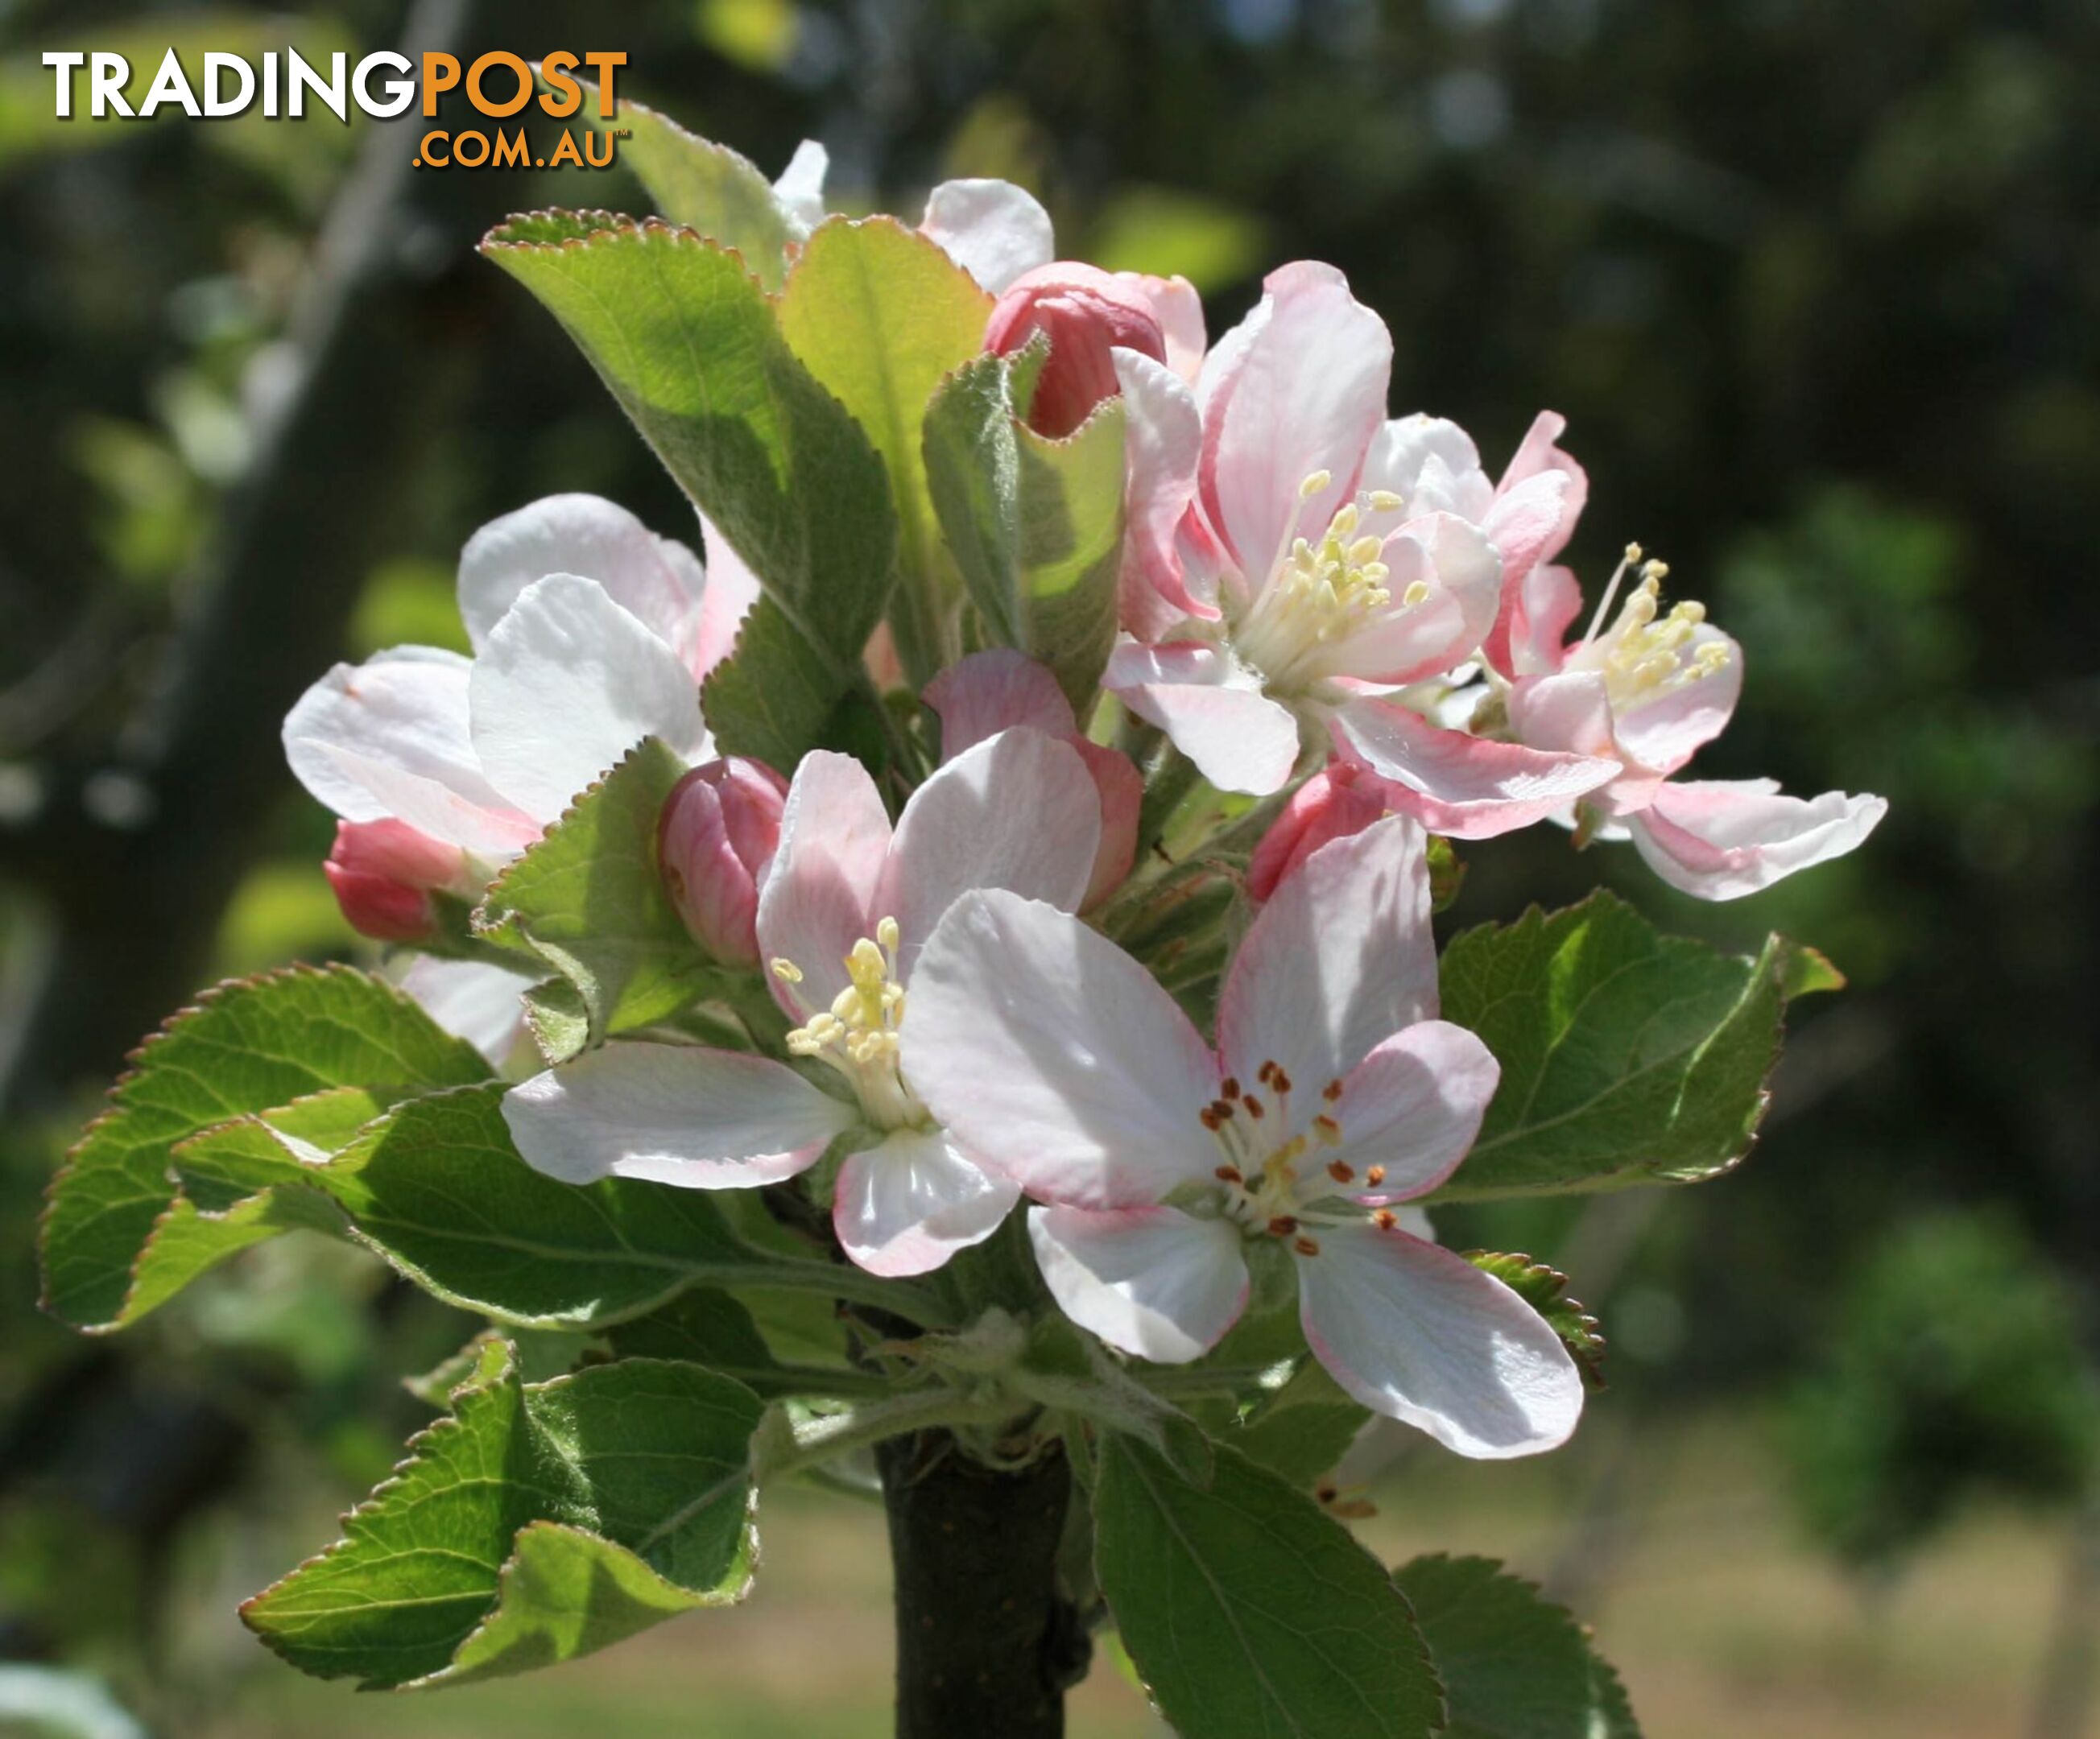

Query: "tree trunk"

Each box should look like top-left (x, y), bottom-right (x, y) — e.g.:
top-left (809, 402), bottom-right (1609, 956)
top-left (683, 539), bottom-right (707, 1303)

top-left (877, 1431), bottom-right (1089, 1739)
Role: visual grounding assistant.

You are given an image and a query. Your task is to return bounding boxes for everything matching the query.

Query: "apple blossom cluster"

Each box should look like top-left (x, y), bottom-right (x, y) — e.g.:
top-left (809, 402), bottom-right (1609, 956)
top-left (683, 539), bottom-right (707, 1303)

top-left (278, 155), bottom-right (1882, 1465)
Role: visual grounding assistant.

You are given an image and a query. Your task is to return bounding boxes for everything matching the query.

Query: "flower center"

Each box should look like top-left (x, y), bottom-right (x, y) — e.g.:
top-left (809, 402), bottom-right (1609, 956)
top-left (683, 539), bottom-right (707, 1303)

top-left (1195, 1057), bottom-right (1402, 1257)
top-left (1233, 470), bottom-right (1426, 692)
top-left (1570, 543), bottom-right (1731, 715)
top-left (772, 916), bottom-right (925, 1130)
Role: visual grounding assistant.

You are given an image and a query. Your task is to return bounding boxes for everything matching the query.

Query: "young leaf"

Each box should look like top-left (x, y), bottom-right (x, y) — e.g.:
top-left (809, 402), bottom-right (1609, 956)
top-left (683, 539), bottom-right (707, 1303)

top-left (923, 349), bottom-right (1128, 708)
top-left (1430, 891), bottom-right (1814, 1201)
top-left (242, 1340), bottom-right (763, 1688)
top-left (778, 217), bottom-right (991, 680)
top-left (554, 76), bottom-right (799, 289)
top-left (1223, 1357), bottom-right (1372, 1489)
top-left (1096, 1437), bottom-right (1444, 1739)
top-left (481, 212), bottom-right (897, 762)
top-left (39, 965), bottom-right (488, 1332)
top-left (605, 1287), bottom-right (791, 1394)
top-left (473, 737), bottom-right (710, 1054)
top-left (1464, 1255), bottom-right (1606, 1389)
top-left (1393, 1555), bottom-right (1640, 1738)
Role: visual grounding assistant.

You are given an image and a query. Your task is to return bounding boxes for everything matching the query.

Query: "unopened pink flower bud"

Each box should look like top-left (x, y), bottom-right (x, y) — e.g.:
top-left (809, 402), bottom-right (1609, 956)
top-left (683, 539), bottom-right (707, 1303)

top-left (325, 820), bottom-right (473, 944)
top-left (985, 262), bottom-right (1168, 438)
top-left (1246, 765), bottom-right (1387, 903)
top-left (659, 757), bottom-right (790, 968)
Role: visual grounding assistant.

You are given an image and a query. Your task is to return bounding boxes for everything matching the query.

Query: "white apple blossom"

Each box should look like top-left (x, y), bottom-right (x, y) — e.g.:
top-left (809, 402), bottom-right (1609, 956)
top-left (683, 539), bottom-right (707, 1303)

top-left (903, 814), bottom-right (1584, 1459)
top-left (502, 729), bottom-right (1103, 1278)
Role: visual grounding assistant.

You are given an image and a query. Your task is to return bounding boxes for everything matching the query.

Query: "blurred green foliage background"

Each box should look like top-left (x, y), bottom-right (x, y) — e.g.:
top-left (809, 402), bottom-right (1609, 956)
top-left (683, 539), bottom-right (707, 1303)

top-left (2, 0), bottom-right (2097, 1733)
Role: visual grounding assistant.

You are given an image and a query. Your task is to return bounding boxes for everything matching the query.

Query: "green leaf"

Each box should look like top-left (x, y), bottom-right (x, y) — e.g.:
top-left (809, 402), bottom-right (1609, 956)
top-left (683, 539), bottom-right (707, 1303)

top-left (39, 965), bottom-right (488, 1331)
top-left (1430, 891), bottom-right (1813, 1201)
top-left (1096, 1437), bottom-right (1443, 1739)
top-left (556, 76), bottom-right (797, 290)
top-left (242, 1341), bottom-right (763, 1688)
top-left (606, 1287), bottom-right (791, 1394)
top-left (180, 1082), bottom-right (781, 1328)
top-left (473, 737), bottom-right (709, 1055)
top-left (481, 212), bottom-right (896, 762)
top-left (923, 349), bottom-right (1129, 708)
top-left (697, 590), bottom-right (850, 773)
top-left (1393, 1555), bottom-right (1640, 1739)
top-left (1464, 1255), bottom-right (1606, 1389)
top-left (778, 217), bottom-right (992, 682)
top-left (1222, 1358), bottom-right (1371, 1489)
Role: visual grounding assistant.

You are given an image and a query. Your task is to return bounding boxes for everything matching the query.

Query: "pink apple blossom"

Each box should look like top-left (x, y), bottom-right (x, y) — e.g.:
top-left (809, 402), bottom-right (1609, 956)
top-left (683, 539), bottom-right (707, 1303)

top-left (1244, 762), bottom-right (1387, 903)
top-left (503, 729), bottom-right (1104, 1278)
top-left (1101, 262), bottom-right (1618, 834)
top-left (985, 263), bottom-right (1169, 438)
top-left (903, 815), bottom-right (1583, 1458)
top-left (1484, 547), bottom-right (1886, 898)
top-left (659, 757), bottom-right (790, 968)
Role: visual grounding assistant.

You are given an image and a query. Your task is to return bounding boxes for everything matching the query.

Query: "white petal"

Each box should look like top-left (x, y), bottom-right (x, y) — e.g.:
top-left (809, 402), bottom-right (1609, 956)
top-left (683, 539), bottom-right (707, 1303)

top-left (772, 138), bottom-right (829, 239)
top-left (920, 179), bottom-right (1053, 294)
top-left (1217, 814), bottom-right (1437, 1098)
top-left (318, 750), bottom-right (540, 856)
top-left (755, 750), bottom-right (893, 1018)
top-left (457, 494), bottom-right (702, 664)
top-left (284, 646), bottom-right (518, 830)
top-left (904, 890), bottom-right (1222, 1208)
top-left (502, 1043), bottom-right (852, 1188)
top-left (1102, 638), bottom-right (1300, 795)
top-left (1111, 348), bottom-right (1209, 636)
top-left (1629, 780), bottom-right (1888, 901)
top-left (396, 956), bottom-right (535, 1068)
top-left (1329, 1022), bottom-right (1500, 1202)
top-left (469, 573), bottom-right (709, 824)
top-left (1029, 1205), bottom-right (1249, 1363)
top-left (833, 1128), bottom-right (1019, 1278)
top-left (1299, 1222), bottom-right (1583, 1458)
top-left (878, 728), bottom-right (1099, 981)
top-left (1358, 414), bottom-right (1489, 522)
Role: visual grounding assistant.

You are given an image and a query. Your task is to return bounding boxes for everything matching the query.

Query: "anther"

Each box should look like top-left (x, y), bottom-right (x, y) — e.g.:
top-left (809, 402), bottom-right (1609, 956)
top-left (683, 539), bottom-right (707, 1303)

top-left (1293, 1235), bottom-right (1322, 1257)
top-left (1242, 1095), bottom-right (1266, 1120)
top-left (1373, 1209), bottom-right (1398, 1231)
top-left (1220, 1076), bottom-right (1241, 1100)
top-left (1214, 1164), bottom-right (1243, 1183)
top-left (1271, 1067), bottom-right (1293, 1095)
top-left (1322, 1079), bottom-right (1344, 1102)
top-left (1299, 469), bottom-right (1333, 499)
top-left (1313, 1114), bottom-right (1341, 1142)
top-left (1267, 1215), bottom-right (1299, 1237)
top-left (1327, 1158), bottom-right (1354, 1183)
top-left (1200, 1107), bottom-right (1222, 1132)
top-left (876, 915), bottom-right (900, 950)
top-left (771, 958), bottom-right (803, 983)
top-left (1365, 1164), bottom-right (1386, 1185)
top-left (1368, 489), bottom-right (1405, 513)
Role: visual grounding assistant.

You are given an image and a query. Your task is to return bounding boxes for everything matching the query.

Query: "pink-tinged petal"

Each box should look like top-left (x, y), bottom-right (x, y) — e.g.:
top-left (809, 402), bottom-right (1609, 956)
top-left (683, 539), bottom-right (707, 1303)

top-left (659, 758), bottom-right (788, 969)
top-left (1506, 562), bottom-right (1582, 678)
top-left (692, 515), bottom-right (764, 679)
top-left (1480, 412), bottom-right (1586, 674)
top-left (1072, 738), bottom-right (1143, 909)
top-left (1111, 349), bottom-right (1212, 634)
top-left (1328, 1022), bottom-right (1500, 1202)
top-left (1119, 272), bottom-right (1207, 382)
top-left (1201, 262), bottom-right (1392, 580)
top-left (1103, 638), bottom-right (1300, 795)
top-left (904, 890), bottom-right (1222, 1208)
top-left (1028, 1206), bottom-right (1249, 1363)
top-left (833, 1128), bottom-right (1020, 1278)
top-left (469, 574), bottom-right (711, 824)
top-left (457, 494), bottom-right (701, 666)
top-left (1507, 670), bottom-right (1618, 760)
top-left (756, 750), bottom-right (893, 1018)
top-left (987, 262), bottom-right (1166, 438)
top-left (503, 1043), bottom-right (853, 1189)
top-left (1330, 696), bottom-right (1620, 840)
top-left (920, 179), bottom-right (1054, 295)
top-left (1629, 779), bottom-right (1888, 901)
top-left (1323, 513), bottom-right (1503, 684)
top-left (283, 646), bottom-right (517, 832)
top-left (1607, 626), bottom-right (1743, 775)
top-left (1246, 764), bottom-right (1388, 903)
top-left (398, 956), bottom-right (536, 1068)
top-left (878, 728), bottom-right (1099, 981)
top-left (1219, 813), bottom-right (1436, 1097)
top-left (923, 649), bottom-right (1077, 758)
top-left (1299, 1222), bottom-right (1583, 1458)
top-left (771, 138), bottom-right (829, 239)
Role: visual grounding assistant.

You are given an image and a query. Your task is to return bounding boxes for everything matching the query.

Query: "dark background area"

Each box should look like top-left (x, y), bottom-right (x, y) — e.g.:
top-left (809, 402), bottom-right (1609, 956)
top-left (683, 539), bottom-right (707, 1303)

top-left (2, 1), bottom-right (2095, 1733)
